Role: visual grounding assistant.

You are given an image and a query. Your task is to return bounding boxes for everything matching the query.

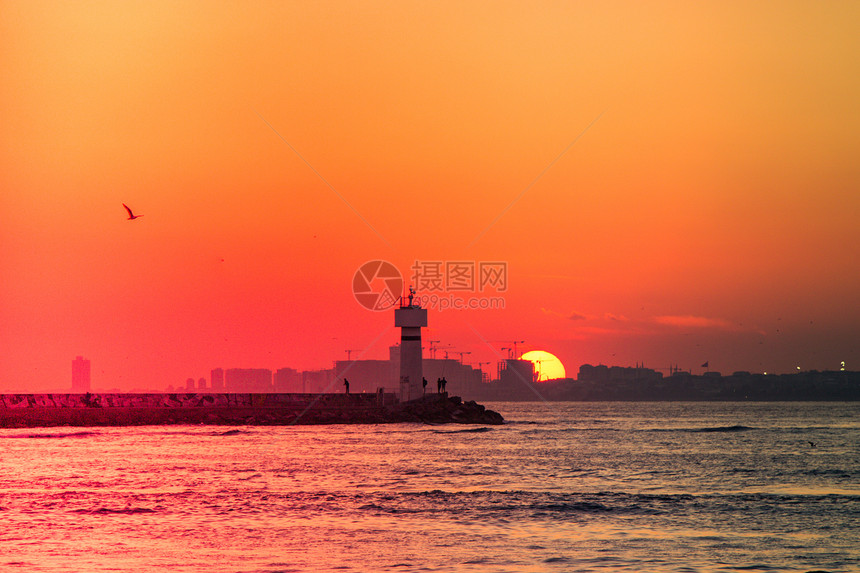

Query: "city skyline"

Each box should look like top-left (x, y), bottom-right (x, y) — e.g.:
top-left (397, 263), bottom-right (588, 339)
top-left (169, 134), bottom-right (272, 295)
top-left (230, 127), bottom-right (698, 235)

top-left (56, 347), bottom-right (855, 397)
top-left (3, 2), bottom-right (859, 392)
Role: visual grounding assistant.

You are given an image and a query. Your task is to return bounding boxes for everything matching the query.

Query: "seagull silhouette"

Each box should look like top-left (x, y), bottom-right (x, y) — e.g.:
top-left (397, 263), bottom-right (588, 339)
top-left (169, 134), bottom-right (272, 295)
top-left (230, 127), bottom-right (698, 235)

top-left (122, 203), bottom-right (143, 220)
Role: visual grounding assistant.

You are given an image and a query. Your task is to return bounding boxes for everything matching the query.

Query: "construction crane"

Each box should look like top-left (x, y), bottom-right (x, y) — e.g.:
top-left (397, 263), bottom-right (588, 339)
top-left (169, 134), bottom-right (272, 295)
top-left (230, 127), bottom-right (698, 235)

top-left (652, 365), bottom-right (684, 374)
top-left (455, 351), bottom-right (471, 364)
top-left (427, 340), bottom-right (442, 359)
top-left (494, 340), bottom-right (526, 359)
top-left (509, 340), bottom-right (526, 358)
top-left (474, 361), bottom-right (490, 374)
top-left (474, 361), bottom-right (491, 383)
top-left (344, 349), bottom-right (361, 361)
top-left (533, 359), bottom-right (548, 381)
top-left (439, 346), bottom-right (455, 360)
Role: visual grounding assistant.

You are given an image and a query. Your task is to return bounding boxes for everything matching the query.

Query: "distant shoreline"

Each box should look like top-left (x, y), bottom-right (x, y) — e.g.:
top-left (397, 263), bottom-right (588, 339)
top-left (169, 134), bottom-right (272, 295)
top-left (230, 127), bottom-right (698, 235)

top-left (469, 369), bottom-right (860, 402)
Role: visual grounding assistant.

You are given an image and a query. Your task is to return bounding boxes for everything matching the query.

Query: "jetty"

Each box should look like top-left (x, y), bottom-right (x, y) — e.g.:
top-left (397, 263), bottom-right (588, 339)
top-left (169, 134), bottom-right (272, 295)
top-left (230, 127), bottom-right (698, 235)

top-left (0, 392), bottom-right (503, 428)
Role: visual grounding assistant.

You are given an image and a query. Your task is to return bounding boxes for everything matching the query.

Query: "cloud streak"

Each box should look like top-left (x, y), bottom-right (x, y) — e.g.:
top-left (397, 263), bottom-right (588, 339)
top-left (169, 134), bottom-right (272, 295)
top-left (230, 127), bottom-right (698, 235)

top-left (541, 308), bottom-right (588, 321)
top-left (604, 313), bottom-right (628, 322)
top-left (653, 315), bottom-right (735, 329)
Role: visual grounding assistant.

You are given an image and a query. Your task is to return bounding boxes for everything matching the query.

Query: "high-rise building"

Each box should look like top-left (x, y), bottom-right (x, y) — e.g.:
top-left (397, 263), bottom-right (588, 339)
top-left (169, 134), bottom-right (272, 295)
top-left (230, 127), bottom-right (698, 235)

top-left (301, 368), bottom-right (334, 393)
top-left (72, 356), bottom-right (91, 392)
top-left (274, 367), bottom-right (302, 392)
top-left (225, 368), bottom-right (273, 392)
top-left (494, 358), bottom-right (535, 399)
top-left (210, 368), bottom-right (224, 391)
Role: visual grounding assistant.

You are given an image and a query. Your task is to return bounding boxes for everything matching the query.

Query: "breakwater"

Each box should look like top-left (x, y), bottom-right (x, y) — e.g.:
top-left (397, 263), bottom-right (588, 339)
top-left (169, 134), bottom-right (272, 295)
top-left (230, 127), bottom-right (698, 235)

top-left (0, 392), bottom-right (503, 428)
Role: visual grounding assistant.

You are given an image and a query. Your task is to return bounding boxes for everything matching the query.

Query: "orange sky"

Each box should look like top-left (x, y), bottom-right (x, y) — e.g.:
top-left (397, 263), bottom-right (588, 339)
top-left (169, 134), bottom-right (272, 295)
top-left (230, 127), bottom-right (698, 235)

top-left (2, 1), bottom-right (859, 391)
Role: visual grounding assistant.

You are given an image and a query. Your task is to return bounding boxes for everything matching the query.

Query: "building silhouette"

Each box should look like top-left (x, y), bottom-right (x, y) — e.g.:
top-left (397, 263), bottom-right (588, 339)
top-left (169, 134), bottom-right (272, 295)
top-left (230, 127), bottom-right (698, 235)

top-left (224, 368), bottom-right (273, 392)
top-left (210, 368), bottom-right (224, 391)
top-left (578, 364), bottom-right (663, 384)
top-left (422, 357), bottom-right (483, 396)
top-left (71, 356), bottom-right (91, 392)
top-left (491, 358), bottom-right (536, 400)
top-left (333, 359), bottom-right (394, 394)
top-left (274, 367), bottom-right (302, 392)
top-left (301, 368), bottom-right (334, 393)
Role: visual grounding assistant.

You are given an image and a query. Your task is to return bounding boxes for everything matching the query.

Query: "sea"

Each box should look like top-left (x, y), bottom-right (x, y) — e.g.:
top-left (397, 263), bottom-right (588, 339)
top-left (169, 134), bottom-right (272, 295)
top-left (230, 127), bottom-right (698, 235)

top-left (1, 401), bottom-right (858, 573)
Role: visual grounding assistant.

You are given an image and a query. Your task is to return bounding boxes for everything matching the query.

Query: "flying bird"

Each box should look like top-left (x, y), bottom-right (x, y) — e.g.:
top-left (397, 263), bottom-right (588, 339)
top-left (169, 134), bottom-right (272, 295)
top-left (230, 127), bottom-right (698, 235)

top-left (122, 203), bottom-right (143, 220)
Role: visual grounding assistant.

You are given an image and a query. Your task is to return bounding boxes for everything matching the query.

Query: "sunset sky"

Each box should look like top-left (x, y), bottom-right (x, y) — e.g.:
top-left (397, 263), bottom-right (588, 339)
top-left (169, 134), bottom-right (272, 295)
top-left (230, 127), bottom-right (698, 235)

top-left (2, 1), bottom-right (859, 392)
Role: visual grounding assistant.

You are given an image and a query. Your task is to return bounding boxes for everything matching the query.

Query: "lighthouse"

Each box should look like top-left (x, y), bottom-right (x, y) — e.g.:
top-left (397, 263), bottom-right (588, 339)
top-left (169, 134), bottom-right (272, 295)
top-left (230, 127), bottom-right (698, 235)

top-left (394, 287), bottom-right (427, 401)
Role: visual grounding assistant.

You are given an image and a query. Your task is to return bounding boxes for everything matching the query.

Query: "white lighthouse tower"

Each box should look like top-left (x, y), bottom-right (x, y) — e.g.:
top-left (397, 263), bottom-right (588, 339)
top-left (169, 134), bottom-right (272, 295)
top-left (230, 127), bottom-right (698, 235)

top-left (394, 287), bottom-right (427, 401)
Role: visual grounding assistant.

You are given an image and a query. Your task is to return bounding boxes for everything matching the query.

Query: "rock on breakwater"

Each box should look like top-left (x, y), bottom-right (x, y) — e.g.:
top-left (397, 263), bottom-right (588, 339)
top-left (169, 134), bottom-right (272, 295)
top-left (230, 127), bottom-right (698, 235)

top-left (389, 395), bottom-right (504, 425)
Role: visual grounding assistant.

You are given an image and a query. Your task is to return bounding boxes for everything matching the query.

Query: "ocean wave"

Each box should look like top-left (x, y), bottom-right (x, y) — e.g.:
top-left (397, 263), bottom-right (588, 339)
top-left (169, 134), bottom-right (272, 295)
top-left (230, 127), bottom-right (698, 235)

top-left (692, 425), bottom-right (757, 433)
top-left (524, 425), bottom-right (758, 434)
top-left (431, 427), bottom-right (494, 434)
top-left (3, 431), bottom-right (100, 439)
top-left (352, 489), bottom-right (860, 522)
top-left (355, 490), bottom-right (683, 518)
top-left (72, 506), bottom-right (158, 515)
top-left (216, 429), bottom-right (251, 436)
top-left (640, 425), bottom-right (757, 433)
top-left (804, 468), bottom-right (854, 478)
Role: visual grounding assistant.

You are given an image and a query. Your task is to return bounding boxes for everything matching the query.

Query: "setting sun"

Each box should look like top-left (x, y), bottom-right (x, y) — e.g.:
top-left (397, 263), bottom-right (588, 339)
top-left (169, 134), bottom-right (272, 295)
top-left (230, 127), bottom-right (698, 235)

top-left (521, 350), bottom-right (566, 381)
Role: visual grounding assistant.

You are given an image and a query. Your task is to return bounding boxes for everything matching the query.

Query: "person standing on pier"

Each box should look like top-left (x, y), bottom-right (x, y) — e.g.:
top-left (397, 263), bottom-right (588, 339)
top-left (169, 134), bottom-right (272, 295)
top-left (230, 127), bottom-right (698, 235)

top-left (343, 378), bottom-right (349, 394)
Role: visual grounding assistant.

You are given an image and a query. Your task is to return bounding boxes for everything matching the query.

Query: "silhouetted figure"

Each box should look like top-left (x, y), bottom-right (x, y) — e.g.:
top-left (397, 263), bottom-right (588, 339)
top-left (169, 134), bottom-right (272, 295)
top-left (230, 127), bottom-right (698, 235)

top-left (122, 203), bottom-right (143, 220)
top-left (437, 378), bottom-right (442, 393)
top-left (441, 377), bottom-right (448, 393)
top-left (423, 377), bottom-right (428, 395)
top-left (343, 378), bottom-right (349, 394)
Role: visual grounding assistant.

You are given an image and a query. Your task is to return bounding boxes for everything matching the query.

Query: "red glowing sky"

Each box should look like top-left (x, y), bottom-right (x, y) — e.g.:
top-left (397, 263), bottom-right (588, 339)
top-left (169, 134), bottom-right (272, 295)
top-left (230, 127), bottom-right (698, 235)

top-left (2, 1), bottom-right (859, 391)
